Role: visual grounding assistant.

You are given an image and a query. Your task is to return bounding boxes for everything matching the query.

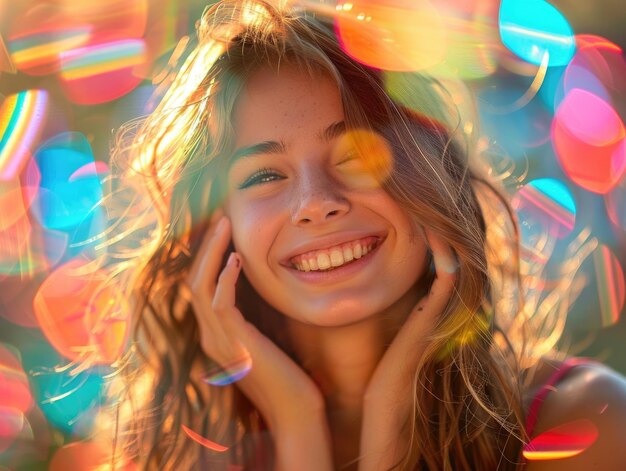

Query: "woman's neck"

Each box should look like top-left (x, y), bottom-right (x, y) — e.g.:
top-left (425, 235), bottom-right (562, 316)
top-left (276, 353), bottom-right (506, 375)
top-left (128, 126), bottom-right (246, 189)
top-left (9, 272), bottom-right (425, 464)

top-left (284, 287), bottom-right (422, 468)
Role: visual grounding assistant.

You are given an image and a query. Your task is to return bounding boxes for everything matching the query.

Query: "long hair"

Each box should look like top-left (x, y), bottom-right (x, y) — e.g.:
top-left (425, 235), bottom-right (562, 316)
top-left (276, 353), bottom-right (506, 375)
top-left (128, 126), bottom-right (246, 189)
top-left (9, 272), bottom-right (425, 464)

top-left (99, 1), bottom-right (582, 469)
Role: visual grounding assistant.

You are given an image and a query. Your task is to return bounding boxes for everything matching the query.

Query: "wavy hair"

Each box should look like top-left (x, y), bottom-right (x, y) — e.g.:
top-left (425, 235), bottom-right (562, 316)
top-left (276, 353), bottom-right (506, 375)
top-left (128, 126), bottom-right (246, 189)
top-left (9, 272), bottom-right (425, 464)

top-left (99, 1), bottom-right (586, 469)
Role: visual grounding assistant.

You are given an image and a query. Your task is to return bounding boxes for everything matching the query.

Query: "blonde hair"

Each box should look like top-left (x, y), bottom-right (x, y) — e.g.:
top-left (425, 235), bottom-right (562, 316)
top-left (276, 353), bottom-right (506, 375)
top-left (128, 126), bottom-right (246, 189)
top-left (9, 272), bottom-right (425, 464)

top-left (99, 1), bottom-right (585, 469)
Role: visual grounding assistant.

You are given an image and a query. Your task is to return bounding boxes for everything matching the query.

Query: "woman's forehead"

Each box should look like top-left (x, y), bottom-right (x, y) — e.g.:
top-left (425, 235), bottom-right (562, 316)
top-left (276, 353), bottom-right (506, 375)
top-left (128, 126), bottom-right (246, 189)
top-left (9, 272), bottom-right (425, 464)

top-left (231, 65), bottom-right (344, 145)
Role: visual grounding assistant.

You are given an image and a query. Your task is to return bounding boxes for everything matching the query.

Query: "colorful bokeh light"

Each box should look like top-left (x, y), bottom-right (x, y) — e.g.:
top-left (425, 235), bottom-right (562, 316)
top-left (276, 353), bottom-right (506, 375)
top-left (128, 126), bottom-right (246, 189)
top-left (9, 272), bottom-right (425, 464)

top-left (28, 132), bottom-right (104, 232)
top-left (33, 258), bottom-right (127, 364)
top-left (552, 88), bottom-right (626, 194)
top-left (592, 244), bottom-right (625, 327)
top-left (0, 90), bottom-right (49, 181)
top-left (0, 0), bottom-right (625, 468)
top-left (499, 0), bottom-right (575, 67)
top-left (334, 0), bottom-right (447, 71)
top-left (49, 440), bottom-right (137, 471)
top-left (59, 39), bottom-right (147, 104)
top-left (513, 178), bottom-right (577, 240)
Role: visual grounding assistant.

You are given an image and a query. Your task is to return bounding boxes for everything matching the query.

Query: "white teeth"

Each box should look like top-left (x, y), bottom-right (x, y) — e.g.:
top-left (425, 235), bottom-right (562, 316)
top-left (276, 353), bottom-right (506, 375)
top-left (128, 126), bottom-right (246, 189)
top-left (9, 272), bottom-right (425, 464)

top-left (317, 253), bottom-right (331, 270)
top-left (291, 238), bottom-right (380, 272)
top-left (330, 249), bottom-right (344, 267)
top-left (343, 246), bottom-right (354, 262)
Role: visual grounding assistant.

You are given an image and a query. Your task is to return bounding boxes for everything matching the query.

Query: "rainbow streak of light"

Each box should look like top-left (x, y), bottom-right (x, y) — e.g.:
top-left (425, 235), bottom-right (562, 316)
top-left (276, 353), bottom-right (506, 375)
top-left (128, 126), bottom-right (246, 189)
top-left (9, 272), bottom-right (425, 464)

top-left (593, 245), bottom-right (625, 326)
top-left (518, 182), bottom-right (575, 232)
top-left (9, 27), bottom-right (91, 70)
top-left (181, 424), bottom-right (229, 452)
top-left (0, 90), bottom-right (48, 181)
top-left (59, 39), bottom-right (146, 81)
top-left (523, 448), bottom-right (586, 460)
top-left (202, 356), bottom-right (253, 386)
top-left (523, 419), bottom-right (598, 461)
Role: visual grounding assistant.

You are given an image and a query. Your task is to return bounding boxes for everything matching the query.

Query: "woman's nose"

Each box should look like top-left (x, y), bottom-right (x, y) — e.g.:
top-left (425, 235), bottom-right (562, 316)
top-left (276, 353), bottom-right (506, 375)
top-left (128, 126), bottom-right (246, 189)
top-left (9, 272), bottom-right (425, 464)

top-left (290, 172), bottom-right (350, 226)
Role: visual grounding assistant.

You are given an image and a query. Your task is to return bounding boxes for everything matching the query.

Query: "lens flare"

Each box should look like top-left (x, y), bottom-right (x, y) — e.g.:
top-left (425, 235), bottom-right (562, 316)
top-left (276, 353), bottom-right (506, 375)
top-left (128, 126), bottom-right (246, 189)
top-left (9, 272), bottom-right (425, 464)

top-left (55, 0), bottom-right (148, 39)
top-left (29, 132), bottom-right (104, 233)
top-left (331, 129), bottom-right (393, 189)
top-left (49, 440), bottom-right (137, 471)
top-left (33, 258), bottom-right (127, 364)
top-left (202, 356), bottom-right (252, 386)
top-left (564, 36), bottom-right (626, 103)
top-left (0, 90), bottom-right (49, 181)
top-left (0, 344), bottom-right (34, 454)
top-left (552, 88), bottom-right (626, 194)
top-left (8, 0), bottom-right (148, 76)
top-left (0, 407), bottom-right (26, 453)
top-left (23, 343), bottom-right (105, 434)
top-left (8, 4), bottom-right (91, 75)
top-left (605, 175), bottom-right (626, 231)
top-left (181, 424), bottom-right (229, 452)
top-left (523, 419), bottom-right (598, 460)
top-left (512, 178), bottom-right (576, 240)
top-left (499, 0), bottom-right (575, 67)
top-left (59, 39), bottom-right (147, 104)
top-left (0, 344), bottom-right (33, 414)
top-left (592, 244), bottom-right (625, 327)
top-left (0, 179), bottom-right (35, 277)
top-left (0, 178), bottom-right (69, 278)
top-left (334, 0), bottom-right (447, 71)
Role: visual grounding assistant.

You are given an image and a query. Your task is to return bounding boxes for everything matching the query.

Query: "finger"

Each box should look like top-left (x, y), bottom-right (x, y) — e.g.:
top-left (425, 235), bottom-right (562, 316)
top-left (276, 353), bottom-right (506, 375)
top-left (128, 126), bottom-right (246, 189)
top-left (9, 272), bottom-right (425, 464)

top-left (408, 232), bottom-right (457, 320)
top-left (193, 252), bottom-right (247, 362)
top-left (213, 252), bottom-right (243, 323)
top-left (188, 216), bottom-right (231, 289)
top-left (427, 231), bottom-right (458, 277)
top-left (210, 252), bottom-right (251, 360)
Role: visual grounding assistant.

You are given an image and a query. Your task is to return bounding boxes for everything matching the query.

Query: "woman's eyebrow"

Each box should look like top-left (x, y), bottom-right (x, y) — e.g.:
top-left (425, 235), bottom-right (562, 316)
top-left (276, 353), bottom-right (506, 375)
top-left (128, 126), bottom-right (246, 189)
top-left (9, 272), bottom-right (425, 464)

top-left (230, 121), bottom-right (346, 163)
top-left (231, 140), bottom-right (286, 163)
top-left (318, 120), bottom-right (346, 141)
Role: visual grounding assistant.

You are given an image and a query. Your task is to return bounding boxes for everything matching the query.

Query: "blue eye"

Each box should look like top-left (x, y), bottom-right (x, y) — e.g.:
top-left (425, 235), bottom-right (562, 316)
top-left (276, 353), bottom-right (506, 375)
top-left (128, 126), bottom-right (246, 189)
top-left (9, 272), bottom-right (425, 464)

top-left (238, 168), bottom-right (284, 189)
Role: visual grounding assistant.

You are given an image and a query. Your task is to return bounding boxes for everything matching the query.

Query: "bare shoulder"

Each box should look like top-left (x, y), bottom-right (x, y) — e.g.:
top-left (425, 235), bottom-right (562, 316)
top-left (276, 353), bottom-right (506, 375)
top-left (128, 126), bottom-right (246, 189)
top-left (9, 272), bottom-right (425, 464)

top-left (525, 360), bottom-right (626, 471)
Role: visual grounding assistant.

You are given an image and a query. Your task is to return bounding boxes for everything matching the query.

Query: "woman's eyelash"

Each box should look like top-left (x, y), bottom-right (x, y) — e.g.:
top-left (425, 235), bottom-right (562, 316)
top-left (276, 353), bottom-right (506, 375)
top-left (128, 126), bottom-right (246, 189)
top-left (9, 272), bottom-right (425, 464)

top-left (337, 151), bottom-right (358, 164)
top-left (238, 168), bottom-right (283, 189)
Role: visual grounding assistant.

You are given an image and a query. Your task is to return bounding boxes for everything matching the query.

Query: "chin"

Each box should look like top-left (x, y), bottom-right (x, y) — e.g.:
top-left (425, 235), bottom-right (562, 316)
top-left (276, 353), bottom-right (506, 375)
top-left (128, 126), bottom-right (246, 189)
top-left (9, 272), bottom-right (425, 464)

top-left (281, 298), bottom-right (384, 327)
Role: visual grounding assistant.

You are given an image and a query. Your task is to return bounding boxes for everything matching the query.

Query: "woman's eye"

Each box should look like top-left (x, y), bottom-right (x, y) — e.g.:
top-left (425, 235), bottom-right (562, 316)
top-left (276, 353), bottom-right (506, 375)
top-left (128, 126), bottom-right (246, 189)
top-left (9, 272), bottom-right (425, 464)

top-left (337, 151), bottom-right (358, 165)
top-left (238, 168), bottom-right (284, 189)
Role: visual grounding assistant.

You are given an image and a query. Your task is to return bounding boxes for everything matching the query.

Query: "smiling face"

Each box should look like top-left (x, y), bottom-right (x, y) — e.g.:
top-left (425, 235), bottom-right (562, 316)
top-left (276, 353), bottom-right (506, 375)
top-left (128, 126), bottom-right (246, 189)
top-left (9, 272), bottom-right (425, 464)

top-left (222, 65), bottom-right (429, 326)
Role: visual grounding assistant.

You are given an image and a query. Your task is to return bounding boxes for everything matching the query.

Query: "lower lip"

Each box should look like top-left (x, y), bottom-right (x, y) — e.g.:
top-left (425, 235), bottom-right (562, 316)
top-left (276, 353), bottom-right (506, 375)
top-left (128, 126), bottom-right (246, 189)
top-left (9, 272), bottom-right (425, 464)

top-left (285, 241), bottom-right (383, 284)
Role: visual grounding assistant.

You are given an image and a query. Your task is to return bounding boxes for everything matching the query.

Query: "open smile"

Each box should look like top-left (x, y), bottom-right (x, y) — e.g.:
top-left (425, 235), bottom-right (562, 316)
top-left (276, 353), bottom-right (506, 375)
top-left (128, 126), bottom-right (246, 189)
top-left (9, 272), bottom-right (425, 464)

top-left (289, 236), bottom-right (382, 272)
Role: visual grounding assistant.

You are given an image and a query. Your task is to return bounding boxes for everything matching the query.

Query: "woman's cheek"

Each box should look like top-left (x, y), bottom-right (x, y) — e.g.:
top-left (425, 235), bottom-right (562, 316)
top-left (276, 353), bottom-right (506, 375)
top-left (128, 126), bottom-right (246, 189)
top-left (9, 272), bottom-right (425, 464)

top-left (231, 204), bottom-right (270, 254)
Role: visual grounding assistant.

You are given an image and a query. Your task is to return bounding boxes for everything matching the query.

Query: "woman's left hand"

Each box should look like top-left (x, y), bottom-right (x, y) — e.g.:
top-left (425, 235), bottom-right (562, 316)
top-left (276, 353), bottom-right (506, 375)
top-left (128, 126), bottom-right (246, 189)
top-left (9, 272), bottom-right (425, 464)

top-left (359, 231), bottom-right (457, 470)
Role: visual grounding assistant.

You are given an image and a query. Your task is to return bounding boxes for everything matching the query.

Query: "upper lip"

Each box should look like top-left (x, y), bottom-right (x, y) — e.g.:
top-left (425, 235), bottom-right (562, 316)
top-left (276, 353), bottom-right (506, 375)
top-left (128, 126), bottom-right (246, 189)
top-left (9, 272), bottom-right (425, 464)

top-left (280, 231), bottom-right (387, 265)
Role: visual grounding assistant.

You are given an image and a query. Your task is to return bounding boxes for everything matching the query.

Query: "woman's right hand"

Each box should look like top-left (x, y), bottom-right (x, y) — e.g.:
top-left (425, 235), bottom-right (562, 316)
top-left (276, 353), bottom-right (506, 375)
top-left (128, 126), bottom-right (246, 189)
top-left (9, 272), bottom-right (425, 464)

top-left (185, 214), bottom-right (333, 470)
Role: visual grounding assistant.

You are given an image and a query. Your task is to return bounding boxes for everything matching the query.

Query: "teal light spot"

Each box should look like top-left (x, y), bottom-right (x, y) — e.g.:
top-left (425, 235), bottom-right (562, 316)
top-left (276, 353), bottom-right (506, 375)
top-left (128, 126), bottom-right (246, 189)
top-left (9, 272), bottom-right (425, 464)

top-left (531, 178), bottom-right (576, 214)
top-left (499, 0), bottom-right (576, 67)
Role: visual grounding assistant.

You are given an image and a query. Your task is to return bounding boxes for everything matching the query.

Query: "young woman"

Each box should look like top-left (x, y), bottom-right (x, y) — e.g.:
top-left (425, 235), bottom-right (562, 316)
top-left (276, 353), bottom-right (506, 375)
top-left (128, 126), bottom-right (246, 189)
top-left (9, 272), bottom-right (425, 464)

top-left (105, 1), bottom-right (626, 469)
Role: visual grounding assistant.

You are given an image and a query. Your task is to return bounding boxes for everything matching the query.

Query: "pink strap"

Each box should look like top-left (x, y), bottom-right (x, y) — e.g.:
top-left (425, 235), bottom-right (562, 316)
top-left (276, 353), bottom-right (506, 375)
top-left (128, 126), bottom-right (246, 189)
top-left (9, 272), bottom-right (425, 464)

top-left (525, 358), bottom-right (596, 438)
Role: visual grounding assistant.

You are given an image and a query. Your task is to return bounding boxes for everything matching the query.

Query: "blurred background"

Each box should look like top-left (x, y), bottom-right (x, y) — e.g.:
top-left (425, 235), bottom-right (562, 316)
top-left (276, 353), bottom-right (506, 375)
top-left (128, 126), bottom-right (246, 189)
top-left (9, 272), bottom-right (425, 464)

top-left (0, 0), bottom-right (625, 468)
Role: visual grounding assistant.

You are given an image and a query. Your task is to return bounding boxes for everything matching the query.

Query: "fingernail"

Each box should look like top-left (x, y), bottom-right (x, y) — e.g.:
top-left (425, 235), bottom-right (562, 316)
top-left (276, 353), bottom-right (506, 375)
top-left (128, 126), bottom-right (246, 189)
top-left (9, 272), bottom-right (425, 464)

top-left (229, 252), bottom-right (240, 268)
top-left (435, 256), bottom-right (458, 274)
